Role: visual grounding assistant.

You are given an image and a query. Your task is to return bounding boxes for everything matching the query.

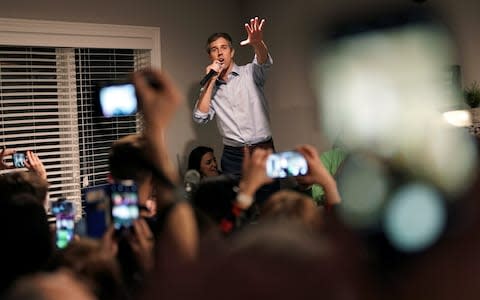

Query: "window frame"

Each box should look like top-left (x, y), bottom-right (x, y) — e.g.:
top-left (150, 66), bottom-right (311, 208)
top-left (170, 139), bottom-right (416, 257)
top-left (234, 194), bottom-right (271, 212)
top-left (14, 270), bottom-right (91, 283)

top-left (0, 18), bottom-right (160, 217)
top-left (0, 17), bottom-right (161, 67)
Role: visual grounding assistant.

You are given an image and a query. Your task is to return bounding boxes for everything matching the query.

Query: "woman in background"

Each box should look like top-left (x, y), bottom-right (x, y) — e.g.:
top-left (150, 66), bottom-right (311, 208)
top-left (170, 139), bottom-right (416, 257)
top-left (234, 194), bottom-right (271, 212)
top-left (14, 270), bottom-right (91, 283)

top-left (187, 146), bottom-right (220, 178)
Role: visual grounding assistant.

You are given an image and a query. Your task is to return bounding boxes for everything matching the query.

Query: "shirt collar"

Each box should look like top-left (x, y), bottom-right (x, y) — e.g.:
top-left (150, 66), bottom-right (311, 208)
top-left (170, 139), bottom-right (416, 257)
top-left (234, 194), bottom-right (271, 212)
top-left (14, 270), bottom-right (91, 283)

top-left (216, 63), bottom-right (240, 85)
top-left (231, 63), bottom-right (240, 76)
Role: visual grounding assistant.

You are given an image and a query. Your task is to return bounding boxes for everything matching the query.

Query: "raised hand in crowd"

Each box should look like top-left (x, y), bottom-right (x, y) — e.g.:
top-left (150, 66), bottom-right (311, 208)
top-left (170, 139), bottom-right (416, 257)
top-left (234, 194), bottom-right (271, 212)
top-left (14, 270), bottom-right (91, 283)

top-left (100, 219), bottom-right (155, 274)
top-left (25, 150), bottom-right (47, 180)
top-left (133, 69), bottom-right (182, 184)
top-left (127, 219), bottom-right (155, 273)
top-left (132, 69), bottom-right (198, 261)
top-left (295, 144), bottom-right (342, 206)
top-left (0, 147), bottom-right (16, 170)
top-left (101, 226), bottom-right (119, 259)
top-left (236, 146), bottom-right (273, 209)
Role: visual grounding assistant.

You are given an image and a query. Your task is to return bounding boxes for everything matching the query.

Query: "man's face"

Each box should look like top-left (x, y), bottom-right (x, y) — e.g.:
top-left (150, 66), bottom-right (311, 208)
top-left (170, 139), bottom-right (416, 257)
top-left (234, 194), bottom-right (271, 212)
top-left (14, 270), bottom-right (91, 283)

top-left (208, 37), bottom-right (235, 68)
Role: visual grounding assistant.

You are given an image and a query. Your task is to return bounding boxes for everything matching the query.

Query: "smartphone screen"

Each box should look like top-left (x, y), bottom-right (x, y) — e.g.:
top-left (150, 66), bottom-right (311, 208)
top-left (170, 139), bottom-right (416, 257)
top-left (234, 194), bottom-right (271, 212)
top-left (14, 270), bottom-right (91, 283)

top-left (98, 83), bottom-right (137, 117)
top-left (266, 151), bottom-right (308, 178)
top-left (12, 152), bottom-right (26, 168)
top-left (52, 201), bottom-right (75, 249)
top-left (83, 185), bottom-right (110, 238)
top-left (110, 181), bottom-right (139, 230)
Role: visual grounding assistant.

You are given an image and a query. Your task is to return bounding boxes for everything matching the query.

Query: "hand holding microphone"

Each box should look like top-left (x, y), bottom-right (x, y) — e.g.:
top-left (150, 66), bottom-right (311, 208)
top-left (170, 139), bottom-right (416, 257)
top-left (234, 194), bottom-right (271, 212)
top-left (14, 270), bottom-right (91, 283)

top-left (200, 60), bottom-right (223, 86)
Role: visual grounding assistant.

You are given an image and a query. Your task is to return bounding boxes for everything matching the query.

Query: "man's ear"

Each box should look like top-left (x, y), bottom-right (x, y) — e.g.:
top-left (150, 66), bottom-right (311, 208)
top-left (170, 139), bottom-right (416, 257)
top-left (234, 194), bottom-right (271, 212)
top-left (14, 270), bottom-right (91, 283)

top-left (231, 48), bottom-right (235, 58)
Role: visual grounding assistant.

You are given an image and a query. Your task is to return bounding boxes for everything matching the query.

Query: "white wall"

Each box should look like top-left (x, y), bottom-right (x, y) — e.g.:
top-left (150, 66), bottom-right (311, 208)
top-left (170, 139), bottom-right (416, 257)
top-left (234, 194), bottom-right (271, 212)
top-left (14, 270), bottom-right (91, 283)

top-left (1, 0), bottom-right (480, 166)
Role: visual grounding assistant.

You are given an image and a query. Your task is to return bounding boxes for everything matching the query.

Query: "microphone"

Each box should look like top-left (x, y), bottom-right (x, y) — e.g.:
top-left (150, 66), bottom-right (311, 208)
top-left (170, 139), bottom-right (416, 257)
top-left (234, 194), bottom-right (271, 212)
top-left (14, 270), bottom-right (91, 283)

top-left (184, 169), bottom-right (201, 201)
top-left (200, 69), bottom-right (218, 87)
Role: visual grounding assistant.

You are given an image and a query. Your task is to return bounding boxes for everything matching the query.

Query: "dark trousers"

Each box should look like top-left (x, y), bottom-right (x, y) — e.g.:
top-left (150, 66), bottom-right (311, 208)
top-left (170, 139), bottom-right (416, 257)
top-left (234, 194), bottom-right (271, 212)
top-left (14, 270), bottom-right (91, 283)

top-left (221, 140), bottom-right (280, 206)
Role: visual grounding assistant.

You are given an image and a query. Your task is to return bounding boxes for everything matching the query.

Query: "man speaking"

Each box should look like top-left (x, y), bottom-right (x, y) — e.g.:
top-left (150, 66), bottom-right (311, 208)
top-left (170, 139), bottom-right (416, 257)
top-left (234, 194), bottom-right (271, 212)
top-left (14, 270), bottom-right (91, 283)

top-left (193, 17), bottom-right (276, 189)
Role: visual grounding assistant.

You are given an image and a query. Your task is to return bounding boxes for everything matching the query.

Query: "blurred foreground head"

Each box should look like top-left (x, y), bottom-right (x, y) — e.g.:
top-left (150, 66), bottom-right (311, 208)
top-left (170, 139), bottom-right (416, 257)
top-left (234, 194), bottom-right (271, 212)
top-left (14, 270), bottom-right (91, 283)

top-left (4, 271), bottom-right (96, 300)
top-left (142, 220), bottom-right (376, 300)
top-left (312, 6), bottom-right (480, 254)
top-left (261, 190), bottom-right (323, 230)
top-left (310, 7), bottom-right (480, 299)
top-left (52, 239), bottom-right (126, 300)
top-left (313, 8), bottom-right (477, 197)
top-left (0, 193), bottom-right (53, 295)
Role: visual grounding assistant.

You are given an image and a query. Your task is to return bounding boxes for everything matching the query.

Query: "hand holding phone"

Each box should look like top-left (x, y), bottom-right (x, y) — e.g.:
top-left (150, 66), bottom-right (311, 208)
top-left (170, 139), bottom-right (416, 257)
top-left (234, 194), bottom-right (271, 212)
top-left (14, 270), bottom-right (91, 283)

top-left (110, 180), bottom-right (139, 232)
top-left (52, 200), bottom-right (75, 249)
top-left (266, 151), bottom-right (308, 178)
top-left (12, 152), bottom-right (26, 168)
top-left (296, 145), bottom-right (342, 205)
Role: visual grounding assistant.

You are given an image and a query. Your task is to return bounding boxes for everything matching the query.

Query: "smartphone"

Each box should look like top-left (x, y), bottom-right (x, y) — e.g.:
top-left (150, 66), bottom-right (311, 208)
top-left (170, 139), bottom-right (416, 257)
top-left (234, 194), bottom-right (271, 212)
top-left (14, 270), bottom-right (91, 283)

top-left (51, 200), bottom-right (75, 249)
top-left (12, 152), bottom-right (26, 168)
top-left (96, 82), bottom-right (138, 117)
top-left (110, 180), bottom-right (139, 231)
top-left (266, 151), bottom-right (308, 178)
top-left (83, 184), bottom-right (110, 238)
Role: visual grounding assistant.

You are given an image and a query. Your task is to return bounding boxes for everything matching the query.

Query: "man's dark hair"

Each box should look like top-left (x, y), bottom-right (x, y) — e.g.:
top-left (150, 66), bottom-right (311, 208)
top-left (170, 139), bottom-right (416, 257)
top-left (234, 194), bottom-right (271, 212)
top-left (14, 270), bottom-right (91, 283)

top-left (109, 134), bottom-right (174, 188)
top-left (206, 32), bottom-right (233, 53)
top-left (0, 171), bottom-right (49, 205)
top-left (192, 175), bottom-right (237, 223)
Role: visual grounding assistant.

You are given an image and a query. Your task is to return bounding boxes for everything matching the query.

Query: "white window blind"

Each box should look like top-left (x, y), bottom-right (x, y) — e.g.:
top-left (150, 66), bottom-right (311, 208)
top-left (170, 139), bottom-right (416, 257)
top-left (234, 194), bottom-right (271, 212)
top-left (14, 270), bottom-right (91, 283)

top-left (0, 46), bottom-right (150, 217)
top-left (75, 48), bottom-right (150, 188)
top-left (0, 46), bottom-right (81, 206)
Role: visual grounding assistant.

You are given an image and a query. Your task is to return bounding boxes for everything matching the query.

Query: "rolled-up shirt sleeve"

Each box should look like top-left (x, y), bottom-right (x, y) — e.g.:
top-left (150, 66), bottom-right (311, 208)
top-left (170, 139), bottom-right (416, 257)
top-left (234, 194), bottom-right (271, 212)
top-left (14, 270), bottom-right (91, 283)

top-left (193, 101), bottom-right (215, 124)
top-left (253, 53), bottom-right (273, 86)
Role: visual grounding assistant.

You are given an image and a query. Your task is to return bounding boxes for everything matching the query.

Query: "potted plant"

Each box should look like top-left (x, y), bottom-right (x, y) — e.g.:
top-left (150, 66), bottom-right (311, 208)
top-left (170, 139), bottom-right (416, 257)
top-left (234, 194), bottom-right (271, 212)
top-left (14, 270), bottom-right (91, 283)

top-left (464, 81), bottom-right (480, 108)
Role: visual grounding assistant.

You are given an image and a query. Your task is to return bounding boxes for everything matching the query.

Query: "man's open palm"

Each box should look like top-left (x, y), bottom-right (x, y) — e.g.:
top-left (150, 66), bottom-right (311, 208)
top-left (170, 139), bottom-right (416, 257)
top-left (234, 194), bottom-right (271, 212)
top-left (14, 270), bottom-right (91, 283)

top-left (240, 17), bottom-right (265, 46)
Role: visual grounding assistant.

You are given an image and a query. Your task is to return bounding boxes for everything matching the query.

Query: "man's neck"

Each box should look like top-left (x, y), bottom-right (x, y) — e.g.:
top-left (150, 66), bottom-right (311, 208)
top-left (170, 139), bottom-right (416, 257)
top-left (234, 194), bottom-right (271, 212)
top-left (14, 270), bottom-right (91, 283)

top-left (219, 61), bottom-right (235, 81)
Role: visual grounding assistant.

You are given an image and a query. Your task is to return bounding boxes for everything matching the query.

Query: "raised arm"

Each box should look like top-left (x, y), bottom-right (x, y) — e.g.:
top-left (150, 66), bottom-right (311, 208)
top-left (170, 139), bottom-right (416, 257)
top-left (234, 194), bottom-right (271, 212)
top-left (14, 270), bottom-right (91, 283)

top-left (296, 144), bottom-right (342, 206)
top-left (193, 60), bottom-right (224, 124)
top-left (236, 146), bottom-right (273, 209)
top-left (240, 17), bottom-right (268, 64)
top-left (196, 60), bottom-right (223, 112)
top-left (134, 70), bottom-right (199, 258)
top-left (25, 150), bottom-right (48, 180)
top-left (217, 147), bottom-right (273, 234)
top-left (133, 69), bottom-right (182, 184)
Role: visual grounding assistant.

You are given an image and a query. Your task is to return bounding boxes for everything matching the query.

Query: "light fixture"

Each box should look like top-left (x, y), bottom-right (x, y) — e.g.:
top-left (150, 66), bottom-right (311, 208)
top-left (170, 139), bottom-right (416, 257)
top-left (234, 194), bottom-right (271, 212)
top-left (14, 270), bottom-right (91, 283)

top-left (442, 109), bottom-right (472, 127)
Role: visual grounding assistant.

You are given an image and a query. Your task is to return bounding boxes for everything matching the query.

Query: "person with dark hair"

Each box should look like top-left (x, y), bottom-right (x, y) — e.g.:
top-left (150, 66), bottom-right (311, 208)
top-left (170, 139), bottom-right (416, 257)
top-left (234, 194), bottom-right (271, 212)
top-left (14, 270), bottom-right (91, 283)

top-left (108, 134), bottom-right (197, 254)
top-left (108, 133), bottom-right (198, 293)
top-left (0, 193), bottom-right (54, 295)
top-left (187, 146), bottom-right (220, 178)
top-left (51, 238), bottom-right (127, 300)
top-left (261, 190), bottom-right (324, 231)
top-left (192, 17), bottom-right (276, 187)
top-left (193, 147), bottom-right (273, 235)
top-left (0, 171), bottom-right (49, 206)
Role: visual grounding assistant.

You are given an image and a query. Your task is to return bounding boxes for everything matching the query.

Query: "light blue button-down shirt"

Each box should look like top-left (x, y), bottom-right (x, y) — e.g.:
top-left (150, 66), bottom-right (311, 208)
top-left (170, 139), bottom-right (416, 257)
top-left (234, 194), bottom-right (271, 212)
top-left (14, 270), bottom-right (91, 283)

top-left (193, 55), bottom-right (273, 147)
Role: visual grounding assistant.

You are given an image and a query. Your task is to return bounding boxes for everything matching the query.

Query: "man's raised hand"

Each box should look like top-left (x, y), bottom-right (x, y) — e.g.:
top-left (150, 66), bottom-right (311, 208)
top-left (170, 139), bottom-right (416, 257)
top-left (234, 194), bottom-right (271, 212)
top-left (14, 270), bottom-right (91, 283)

top-left (240, 17), bottom-right (266, 46)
